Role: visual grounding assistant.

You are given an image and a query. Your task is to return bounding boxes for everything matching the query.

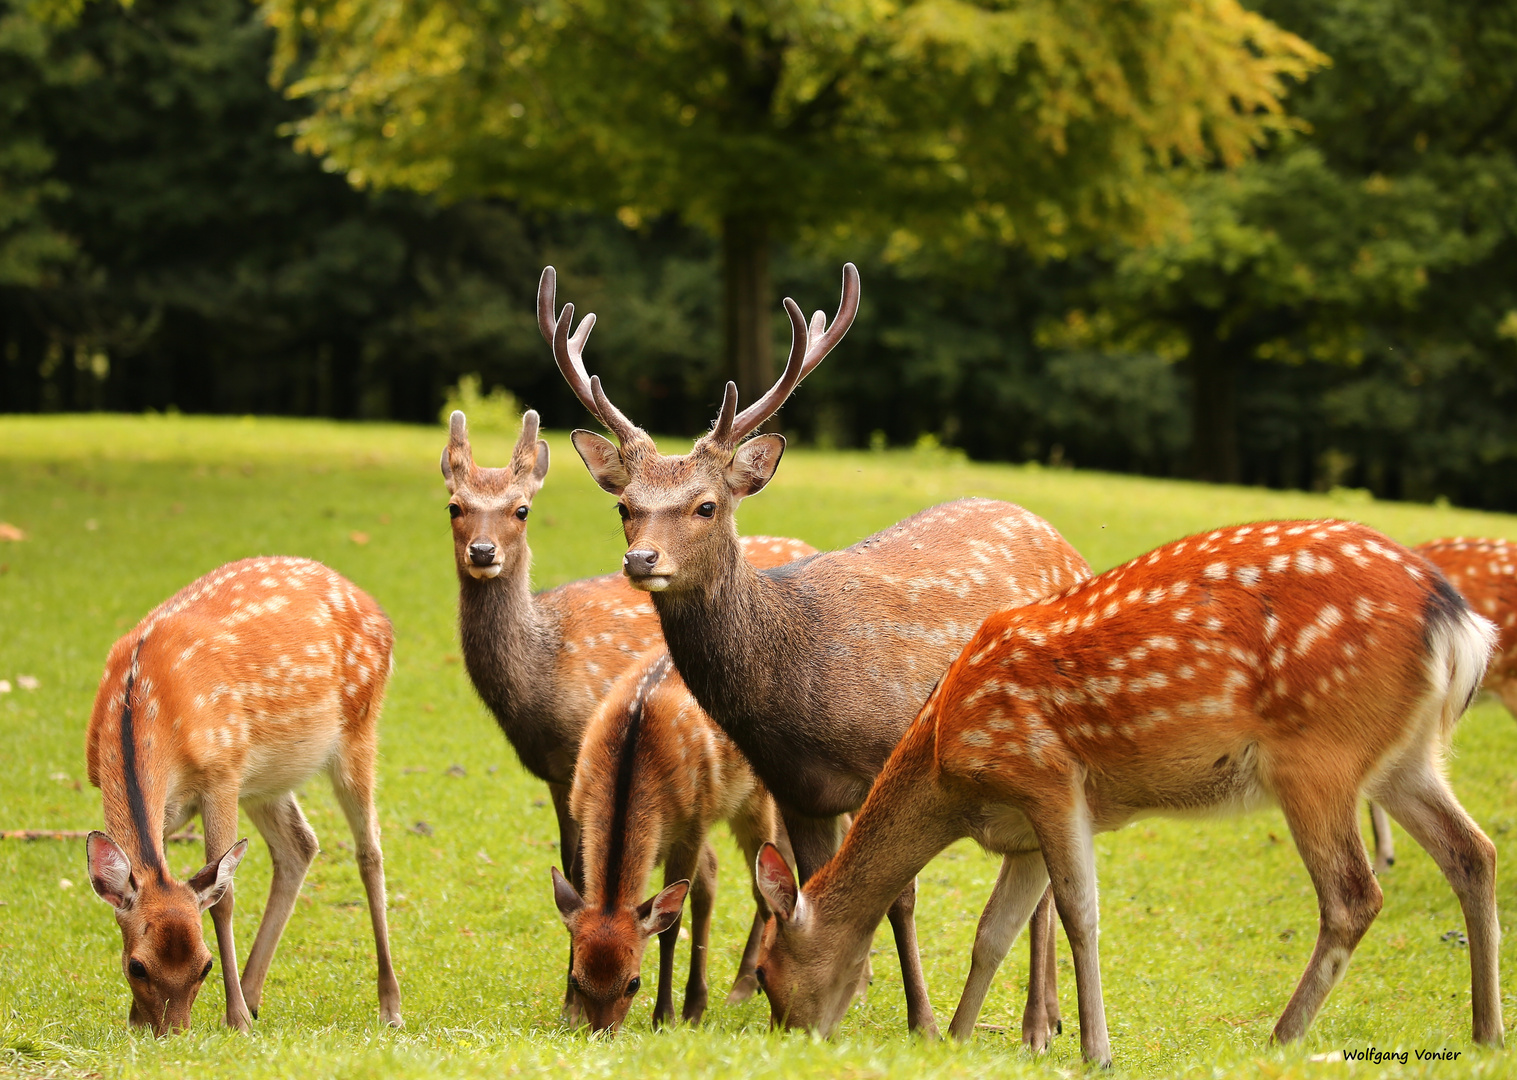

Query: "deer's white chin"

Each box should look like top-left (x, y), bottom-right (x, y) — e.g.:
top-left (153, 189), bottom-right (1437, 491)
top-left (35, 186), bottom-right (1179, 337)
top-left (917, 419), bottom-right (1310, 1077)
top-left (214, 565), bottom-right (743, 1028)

top-left (630, 576), bottom-right (671, 592)
top-left (467, 564), bottom-right (503, 580)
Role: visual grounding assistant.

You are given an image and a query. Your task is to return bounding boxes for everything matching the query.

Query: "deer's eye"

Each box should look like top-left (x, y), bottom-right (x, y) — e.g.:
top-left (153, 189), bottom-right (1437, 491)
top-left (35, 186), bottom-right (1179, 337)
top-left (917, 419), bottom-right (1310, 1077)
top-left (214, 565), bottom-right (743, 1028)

top-left (625, 976), bottom-right (641, 997)
top-left (200, 959), bottom-right (213, 981)
top-left (617, 503), bottom-right (630, 521)
top-left (515, 505), bottom-right (529, 520)
top-left (448, 503), bottom-right (463, 519)
top-left (696, 502), bottom-right (716, 518)
top-left (128, 959), bottom-right (148, 981)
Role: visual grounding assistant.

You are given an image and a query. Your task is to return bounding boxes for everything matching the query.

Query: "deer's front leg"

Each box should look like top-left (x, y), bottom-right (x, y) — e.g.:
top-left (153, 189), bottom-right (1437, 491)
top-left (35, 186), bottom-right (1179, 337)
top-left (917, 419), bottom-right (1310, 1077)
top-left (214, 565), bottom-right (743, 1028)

top-left (1034, 797), bottom-right (1108, 1066)
top-left (201, 790), bottom-right (253, 1032)
top-left (549, 782), bottom-right (584, 1027)
top-left (885, 876), bottom-right (940, 1038)
top-left (946, 852), bottom-right (1048, 1041)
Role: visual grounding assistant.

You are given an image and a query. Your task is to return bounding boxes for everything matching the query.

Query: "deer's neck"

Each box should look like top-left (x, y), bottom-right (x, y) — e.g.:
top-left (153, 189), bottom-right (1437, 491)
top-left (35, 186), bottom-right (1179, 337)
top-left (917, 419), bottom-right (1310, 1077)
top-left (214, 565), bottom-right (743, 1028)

top-left (457, 547), bottom-right (558, 725)
top-left (650, 538), bottom-right (801, 729)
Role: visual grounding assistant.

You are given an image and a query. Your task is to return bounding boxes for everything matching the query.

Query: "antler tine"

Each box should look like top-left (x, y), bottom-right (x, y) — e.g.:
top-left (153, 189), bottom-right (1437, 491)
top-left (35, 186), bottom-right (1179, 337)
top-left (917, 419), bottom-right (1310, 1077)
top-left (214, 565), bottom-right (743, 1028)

top-left (799, 261), bottom-right (860, 380)
top-left (710, 381), bottom-right (739, 444)
top-left (551, 305), bottom-right (602, 420)
top-left (725, 297), bottom-right (811, 444)
top-left (588, 375), bottom-right (640, 444)
top-left (537, 266), bottom-right (559, 344)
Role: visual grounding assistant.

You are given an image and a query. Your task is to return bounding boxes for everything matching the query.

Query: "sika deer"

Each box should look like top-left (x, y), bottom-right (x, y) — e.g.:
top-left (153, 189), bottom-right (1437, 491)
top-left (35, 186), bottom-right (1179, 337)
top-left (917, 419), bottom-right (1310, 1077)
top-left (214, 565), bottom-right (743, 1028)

top-left (442, 408), bottom-right (811, 1018)
top-left (543, 263), bottom-right (1089, 1038)
top-left (549, 651), bottom-right (794, 1032)
top-left (84, 558), bottom-right (401, 1034)
top-left (753, 521), bottom-right (1502, 1065)
top-left (1367, 538), bottom-right (1517, 870)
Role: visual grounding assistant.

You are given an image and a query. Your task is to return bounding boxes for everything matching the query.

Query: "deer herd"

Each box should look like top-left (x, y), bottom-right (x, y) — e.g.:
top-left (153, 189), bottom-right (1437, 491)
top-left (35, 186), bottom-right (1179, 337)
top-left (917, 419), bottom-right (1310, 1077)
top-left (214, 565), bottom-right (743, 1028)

top-left (78, 265), bottom-right (1513, 1063)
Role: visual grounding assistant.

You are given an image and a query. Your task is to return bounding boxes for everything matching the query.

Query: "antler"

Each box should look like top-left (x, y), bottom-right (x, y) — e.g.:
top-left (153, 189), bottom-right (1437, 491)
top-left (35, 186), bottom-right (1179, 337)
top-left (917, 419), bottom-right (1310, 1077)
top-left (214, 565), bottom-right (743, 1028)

top-left (537, 266), bottom-right (640, 443)
top-left (713, 262), bottom-right (860, 447)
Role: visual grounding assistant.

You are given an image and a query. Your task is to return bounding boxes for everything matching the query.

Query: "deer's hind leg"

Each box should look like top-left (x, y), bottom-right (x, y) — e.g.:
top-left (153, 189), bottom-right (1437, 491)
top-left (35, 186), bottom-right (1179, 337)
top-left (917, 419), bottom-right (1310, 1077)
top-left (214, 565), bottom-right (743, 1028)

top-left (1271, 777), bottom-right (1383, 1045)
top-left (1370, 757), bottom-right (1502, 1045)
top-left (1368, 801), bottom-right (1396, 873)
top-left (240, 792), bottom-right (319, 1019)
top-left (329, 733), bottom-right (403, 1028)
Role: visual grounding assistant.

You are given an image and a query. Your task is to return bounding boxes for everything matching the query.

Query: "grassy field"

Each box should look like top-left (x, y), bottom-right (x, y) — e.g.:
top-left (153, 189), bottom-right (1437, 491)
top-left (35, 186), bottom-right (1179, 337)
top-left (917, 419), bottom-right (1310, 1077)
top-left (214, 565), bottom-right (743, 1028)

top-left (3, 413), bottom-right (1517, 1079)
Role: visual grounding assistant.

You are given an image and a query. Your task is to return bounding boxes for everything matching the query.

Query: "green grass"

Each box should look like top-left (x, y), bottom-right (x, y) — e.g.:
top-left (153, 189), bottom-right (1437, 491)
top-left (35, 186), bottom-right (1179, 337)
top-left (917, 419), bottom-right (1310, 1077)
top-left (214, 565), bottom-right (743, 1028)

top-left (3, 413), bottom-right (1517, 1079)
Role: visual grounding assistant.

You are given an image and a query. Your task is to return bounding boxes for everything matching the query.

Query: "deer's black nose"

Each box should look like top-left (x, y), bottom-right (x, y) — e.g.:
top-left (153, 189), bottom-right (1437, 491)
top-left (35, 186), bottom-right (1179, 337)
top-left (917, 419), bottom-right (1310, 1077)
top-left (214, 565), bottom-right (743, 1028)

top-left (624, 549), bottom-right (659, 573)
top-left (469, 541), bottom-right (497, 567)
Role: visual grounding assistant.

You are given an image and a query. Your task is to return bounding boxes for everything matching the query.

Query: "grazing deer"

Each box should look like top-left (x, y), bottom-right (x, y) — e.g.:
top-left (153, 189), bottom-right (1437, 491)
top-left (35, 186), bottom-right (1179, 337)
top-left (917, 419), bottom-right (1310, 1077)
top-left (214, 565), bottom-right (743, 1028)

top-left (441, 407), bottom-right (812, 1018)
top-left (84, 557), bottom-right (402, 1034)
top-left (752, 521), bottom-right (1502, 1065)
top-left (549, 651), bottom-right (795, 1032)
top-left (1367, 537), bottom-right (1517, 871)
top-left (542, 263), bottom-right (1090, 1039)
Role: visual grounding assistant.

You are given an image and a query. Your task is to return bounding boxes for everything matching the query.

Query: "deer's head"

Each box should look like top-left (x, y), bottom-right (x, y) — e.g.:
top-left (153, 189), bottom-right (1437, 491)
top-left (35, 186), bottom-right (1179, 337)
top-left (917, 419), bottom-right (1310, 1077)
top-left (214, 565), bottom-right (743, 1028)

top-left (550, 867), bottom-right (688, 1033)
top-left (751, 843), bottom-right (863, 1036)
top-left (86, 831), bottom-right (246, 1035)
top-left (538, 264), bottom-right (858, 594)
top-left (440, 409), bottom-right (550, 581)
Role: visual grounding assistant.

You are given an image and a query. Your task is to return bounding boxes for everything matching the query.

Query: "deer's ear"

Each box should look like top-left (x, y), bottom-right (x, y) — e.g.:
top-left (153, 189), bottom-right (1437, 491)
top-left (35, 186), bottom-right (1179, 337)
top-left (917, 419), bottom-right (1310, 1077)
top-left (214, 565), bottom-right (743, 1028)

top-left (533, 440), bottom-right (551, 483)
top-left (86, 832), bottom-right (137, 912)
top-left (442, 410), bottom-right (473, 492)
top-left (637, 879), bottom-right (689, 937)
top-left (726, 434), bottom-right (785, 500)
top-left (571, 430), bottom-right (631, 495)
top-left (755, 842), bottom-right (800, 922)
top-left (188, 839), bottom-right (248, 912)
top-left (551, 866), bottom-right (585, 925)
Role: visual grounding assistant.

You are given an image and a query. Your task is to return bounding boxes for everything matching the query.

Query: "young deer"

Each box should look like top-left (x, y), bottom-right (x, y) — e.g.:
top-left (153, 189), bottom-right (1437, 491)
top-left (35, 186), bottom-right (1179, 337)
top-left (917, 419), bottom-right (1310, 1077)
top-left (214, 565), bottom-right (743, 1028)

top-left (753, 521), bottom-right (1502, 1065)
top-left (442, 408), bottom-right (812, 1017)
top-left (549, 650), bottom-right (795, 1032)
top-left (84, 557), bottom-right (402, 1034)
top-left (1367, 537), bottom-right (1517, 870)
top-left (542, 263), bottom-right (1089, 1039)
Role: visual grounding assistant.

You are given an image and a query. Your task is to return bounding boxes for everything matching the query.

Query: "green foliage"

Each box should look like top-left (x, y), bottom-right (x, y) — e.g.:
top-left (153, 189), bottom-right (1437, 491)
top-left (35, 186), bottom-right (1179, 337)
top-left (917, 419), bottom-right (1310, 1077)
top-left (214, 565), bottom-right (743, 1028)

top-left (4, 416), bottom-right (1517, 1077)
top-left (438, 373), bottom-right (518, 431)
top-left (267, 0), bottom-right (1323, 257)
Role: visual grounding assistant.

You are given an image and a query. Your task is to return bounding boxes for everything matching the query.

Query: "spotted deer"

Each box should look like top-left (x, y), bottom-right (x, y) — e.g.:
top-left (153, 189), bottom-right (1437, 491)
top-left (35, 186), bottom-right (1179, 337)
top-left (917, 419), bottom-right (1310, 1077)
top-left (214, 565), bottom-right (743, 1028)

top-left (84, 557), bottom-right (402, 1034)
top-left (549, 650), bottom-right (797, 1032)
top-left (1366, 537), bottom-right (1517, 871)
top-left (752, 521), bottom-right (1502, 1065)
top-left (542, 263), bottom-right (1090, 1039)
top-left (441, 408), bottom-right (812, 1018)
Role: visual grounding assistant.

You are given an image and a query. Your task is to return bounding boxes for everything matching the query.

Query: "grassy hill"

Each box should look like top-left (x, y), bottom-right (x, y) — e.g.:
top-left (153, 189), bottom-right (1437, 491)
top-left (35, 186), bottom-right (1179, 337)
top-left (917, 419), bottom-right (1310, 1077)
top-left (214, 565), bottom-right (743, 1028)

top-left (2, 414), bottom-right (1514, 1078)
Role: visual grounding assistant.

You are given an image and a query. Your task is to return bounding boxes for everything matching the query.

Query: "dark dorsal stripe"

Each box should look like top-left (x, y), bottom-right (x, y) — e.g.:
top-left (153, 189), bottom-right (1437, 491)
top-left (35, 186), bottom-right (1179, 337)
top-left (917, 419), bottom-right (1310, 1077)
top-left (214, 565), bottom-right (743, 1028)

top-left (602, 652), bottom-right (674, 910)
top-left (120, 635), bottom-right (163, 876)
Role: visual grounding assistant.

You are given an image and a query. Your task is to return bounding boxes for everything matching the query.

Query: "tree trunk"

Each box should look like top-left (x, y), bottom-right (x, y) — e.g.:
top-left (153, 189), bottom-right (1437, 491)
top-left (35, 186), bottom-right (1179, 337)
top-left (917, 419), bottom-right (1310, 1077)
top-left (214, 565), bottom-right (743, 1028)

top-left (1187, 312), bottom-right (1240, 484)
top-left (722, 214), bottom-right (772, 417)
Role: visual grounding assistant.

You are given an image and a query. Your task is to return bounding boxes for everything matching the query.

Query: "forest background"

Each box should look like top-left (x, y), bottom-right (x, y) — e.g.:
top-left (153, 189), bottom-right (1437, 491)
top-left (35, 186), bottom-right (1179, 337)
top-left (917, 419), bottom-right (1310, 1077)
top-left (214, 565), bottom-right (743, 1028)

top-left (3, 0), bottom-right (1517, 510)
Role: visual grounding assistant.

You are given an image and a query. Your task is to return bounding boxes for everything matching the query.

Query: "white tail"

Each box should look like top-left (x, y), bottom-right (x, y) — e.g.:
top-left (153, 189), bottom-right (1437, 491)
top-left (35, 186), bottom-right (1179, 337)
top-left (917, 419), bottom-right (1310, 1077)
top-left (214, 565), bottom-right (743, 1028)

top-left (754, 521), bottom-right (1502, 1065)
top-left (85, 557), bottom-right (401, 1034)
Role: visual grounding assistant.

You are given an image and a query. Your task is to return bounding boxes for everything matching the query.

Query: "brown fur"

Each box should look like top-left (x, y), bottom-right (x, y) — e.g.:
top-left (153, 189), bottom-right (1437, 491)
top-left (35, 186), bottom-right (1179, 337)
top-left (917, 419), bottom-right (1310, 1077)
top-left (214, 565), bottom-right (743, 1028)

top-left (85, 557), bottom-right (401, 1034)
top-left (551, 651), bottom-right (791, 1032)
top-left (756, 521), bottom-right (1503, 1065)
top-left (551, 265), bottom-right (1088, 1039)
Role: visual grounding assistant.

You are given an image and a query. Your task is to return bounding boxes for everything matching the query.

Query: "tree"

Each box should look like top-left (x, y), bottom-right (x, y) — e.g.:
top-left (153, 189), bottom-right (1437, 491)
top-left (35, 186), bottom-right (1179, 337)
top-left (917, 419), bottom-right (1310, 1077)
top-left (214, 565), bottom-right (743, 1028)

top-left (1058, 0), bottom-right (1517, 484)
top-left (267, 0), bottom-right (1322, 405)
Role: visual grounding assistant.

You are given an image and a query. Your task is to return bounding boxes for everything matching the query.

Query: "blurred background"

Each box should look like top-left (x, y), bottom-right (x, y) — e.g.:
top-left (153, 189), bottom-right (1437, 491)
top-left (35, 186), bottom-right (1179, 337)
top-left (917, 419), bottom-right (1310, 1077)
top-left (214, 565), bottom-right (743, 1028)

top-left (2, 0), bottom-right (1515, 508)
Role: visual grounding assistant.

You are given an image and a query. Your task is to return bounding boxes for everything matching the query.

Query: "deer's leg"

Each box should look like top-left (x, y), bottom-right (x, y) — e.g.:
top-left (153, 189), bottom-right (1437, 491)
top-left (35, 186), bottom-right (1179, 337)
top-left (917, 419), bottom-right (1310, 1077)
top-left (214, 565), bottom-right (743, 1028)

top-left (1271, 784), bottom-right (1382, 1045)
top-left (1368, 801), bottom-right (1395, 873)
top-left (240, 792), bottom-right (319, 1019)
top-left (653, 839), bottom-right (701, 1030)
top-left (200, 787), bottom-right (253, 1032)
top-left (1034, 886), bottom-right (1062, 1044)
top-left (886, 877), bottom-right (941, 1039)
top-left (947, 851), bottom-right (1048, 1042)
top-left (1372, 760), bottom-right (1502, 1045)
top-left (1032, 795), bottom-right (1109, 1066)
top-left (330, 745), bottom-right (403, 1028)
top-left (725, 794), bottom-right (780, 1003)
top-left (548, 781), bottom-right (584, 1027)
top-left (682, 840), bottom-right (719, 1025)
